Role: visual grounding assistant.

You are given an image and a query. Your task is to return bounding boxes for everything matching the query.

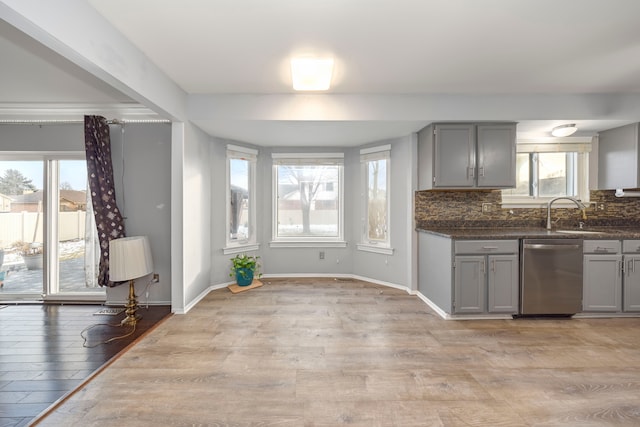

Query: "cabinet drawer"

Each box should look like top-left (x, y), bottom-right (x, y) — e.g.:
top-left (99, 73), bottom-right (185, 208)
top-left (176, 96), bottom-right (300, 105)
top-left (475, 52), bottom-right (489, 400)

top-left (583, 240), bottom-right (621, 254)
top-left (623, 240), bottom-right (640, 254)
top-left (455, 240), bottom-right (518, 254)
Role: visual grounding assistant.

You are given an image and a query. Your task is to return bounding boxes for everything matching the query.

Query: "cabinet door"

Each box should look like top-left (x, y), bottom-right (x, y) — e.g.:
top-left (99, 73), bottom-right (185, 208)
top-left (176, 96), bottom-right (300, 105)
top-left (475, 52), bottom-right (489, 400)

top-left (476, 124), bottom-right (516, 188)
top-left (487, 254), bottom-right (519, 313)
top-left (597, 123), bottom-right (640, 190)
top-left (454, 255), bottom-right (485, 313)
top-left (433, 124), bottom-right (475, 188)
top-left (583, 254), bottom-right (622, 312)
top-left (623, 254), bottom-right (640, 312)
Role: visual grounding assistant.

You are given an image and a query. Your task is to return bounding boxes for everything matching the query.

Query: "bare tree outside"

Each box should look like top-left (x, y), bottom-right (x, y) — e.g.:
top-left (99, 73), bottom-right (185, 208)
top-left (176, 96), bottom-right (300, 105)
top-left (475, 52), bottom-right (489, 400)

top-left (367, 159), bottom-right (387, 242)
top-left (59, 181), bottom-right (74, 190)
top-left (277, 164), bottom-right (339, 237)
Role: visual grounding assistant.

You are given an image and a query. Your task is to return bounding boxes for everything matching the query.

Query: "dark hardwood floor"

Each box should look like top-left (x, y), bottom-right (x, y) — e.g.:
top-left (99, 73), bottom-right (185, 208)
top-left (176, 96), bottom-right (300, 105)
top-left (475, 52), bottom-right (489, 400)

top-left (0, 303), bottom-right (171, 427)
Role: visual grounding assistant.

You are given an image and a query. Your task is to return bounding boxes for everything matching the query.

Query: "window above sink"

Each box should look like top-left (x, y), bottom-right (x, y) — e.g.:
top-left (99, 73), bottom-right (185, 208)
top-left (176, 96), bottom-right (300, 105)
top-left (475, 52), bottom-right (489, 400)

top-left (502, 138), bottom-right (591, 208)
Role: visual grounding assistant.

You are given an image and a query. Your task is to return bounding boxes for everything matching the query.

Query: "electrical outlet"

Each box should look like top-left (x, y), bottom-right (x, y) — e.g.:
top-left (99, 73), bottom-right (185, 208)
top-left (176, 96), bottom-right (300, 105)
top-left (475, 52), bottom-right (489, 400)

top-left (597, 203), bottom-right (605, 211)
top-left (319, 251), bottom-right (325, 260)
top-left (482, 203), bottom-right (492, 213)
top-left (151, 273), bottom-right (159, 283)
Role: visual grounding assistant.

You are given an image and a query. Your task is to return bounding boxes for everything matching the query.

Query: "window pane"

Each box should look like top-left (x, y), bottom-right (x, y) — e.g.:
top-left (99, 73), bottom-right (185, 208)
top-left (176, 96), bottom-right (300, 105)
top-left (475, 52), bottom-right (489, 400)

top-left (539, 153), bottom-right (568, 197)
top-left (276, 164), bottom-right (340, 237)
top-left (57, 159), bottom-right (103, 294)
top-left (0, 160), bottom-right (44, 295)
top-left (367, 159), bottom-right (387, 242)
top-left (229, 158), bottom-right (250, 242)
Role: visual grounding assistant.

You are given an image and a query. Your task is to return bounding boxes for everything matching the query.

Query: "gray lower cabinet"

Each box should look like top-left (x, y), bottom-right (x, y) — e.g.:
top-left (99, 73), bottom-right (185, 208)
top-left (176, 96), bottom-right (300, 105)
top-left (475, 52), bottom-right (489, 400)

top-left (487, 254), bottom-right (520, 313)
top-left (453, 253), bottom-right (519, 314)
top-left (583, 240), bottom-right (640, 313)
top-left (583, 240), bottom-right (622, 312)
top-left (419, 233), bottom-right (520, 315)
top-left (622, 240), bottom-right (640, 312)
top-left (453, 255), bottom-right (485, 313)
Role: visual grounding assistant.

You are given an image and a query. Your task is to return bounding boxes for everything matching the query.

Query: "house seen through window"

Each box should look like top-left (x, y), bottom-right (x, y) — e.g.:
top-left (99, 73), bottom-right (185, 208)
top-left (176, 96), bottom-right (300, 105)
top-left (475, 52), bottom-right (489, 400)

top-left (272, 153), bottom-right (344, 244)
top-left (226, 145), bottom-right (257, 253)
top-left (501, 140), bottom-right (591, 205)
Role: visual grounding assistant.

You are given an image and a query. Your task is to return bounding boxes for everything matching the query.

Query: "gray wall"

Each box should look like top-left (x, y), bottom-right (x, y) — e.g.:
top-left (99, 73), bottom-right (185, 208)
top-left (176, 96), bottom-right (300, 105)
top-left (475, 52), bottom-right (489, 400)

top-left (209, 136), bottom-right (262, 285)
top-left (208, 135), bottom-right (416, 289)
top-left (180, 122), bottom-right (213, 307)
top-left (0, 123), bottom-right (84, 150)
top-left (0, 122), bottom-right (173, 304)
top-left (109, 123), bottom-right (172, 305)
top-left (258, 146), bottom-right (354, 276)
top-left (352, 135), bottom-right (415, 288)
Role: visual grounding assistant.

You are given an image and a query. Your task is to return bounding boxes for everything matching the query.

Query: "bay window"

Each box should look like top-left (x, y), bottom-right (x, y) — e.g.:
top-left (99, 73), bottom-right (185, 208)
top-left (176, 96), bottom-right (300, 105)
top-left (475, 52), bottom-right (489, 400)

top-left (271, 153), bottom-right (344, 247)
top-left (357, 144), bottom-right (392, 254)
top-left (224, 145), bottom-right (258, 254)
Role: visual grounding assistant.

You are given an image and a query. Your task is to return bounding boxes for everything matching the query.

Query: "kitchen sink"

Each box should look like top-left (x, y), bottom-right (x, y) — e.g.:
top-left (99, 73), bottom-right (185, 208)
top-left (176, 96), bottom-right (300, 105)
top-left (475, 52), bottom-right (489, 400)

top-left (555, 230), bottom-right (607, 235)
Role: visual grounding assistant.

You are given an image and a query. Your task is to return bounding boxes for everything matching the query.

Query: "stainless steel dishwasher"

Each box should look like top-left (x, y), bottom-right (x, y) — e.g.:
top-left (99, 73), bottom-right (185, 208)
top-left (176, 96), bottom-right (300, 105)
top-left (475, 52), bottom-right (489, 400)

top-left (520, 239), bottom-right (583, 316)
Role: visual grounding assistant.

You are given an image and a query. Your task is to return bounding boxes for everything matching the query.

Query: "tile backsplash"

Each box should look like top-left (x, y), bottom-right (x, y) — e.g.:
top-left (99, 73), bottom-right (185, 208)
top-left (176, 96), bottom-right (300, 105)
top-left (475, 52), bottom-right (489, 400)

top-left (415, 189), bottom-right (640, 229)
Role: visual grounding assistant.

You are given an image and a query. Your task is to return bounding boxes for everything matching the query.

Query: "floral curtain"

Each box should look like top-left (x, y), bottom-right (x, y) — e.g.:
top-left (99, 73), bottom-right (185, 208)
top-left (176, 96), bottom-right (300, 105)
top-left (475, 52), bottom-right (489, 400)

top-left (84, 188), bottom-right (100, 288)
top-left (84, 115), bottom-right (126, 287)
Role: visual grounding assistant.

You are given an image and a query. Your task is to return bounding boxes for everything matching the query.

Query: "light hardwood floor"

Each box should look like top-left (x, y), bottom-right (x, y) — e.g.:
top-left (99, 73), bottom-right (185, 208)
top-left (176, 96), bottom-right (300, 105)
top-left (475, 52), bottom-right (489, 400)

top-left (34, 278), bottom-right (640, 426)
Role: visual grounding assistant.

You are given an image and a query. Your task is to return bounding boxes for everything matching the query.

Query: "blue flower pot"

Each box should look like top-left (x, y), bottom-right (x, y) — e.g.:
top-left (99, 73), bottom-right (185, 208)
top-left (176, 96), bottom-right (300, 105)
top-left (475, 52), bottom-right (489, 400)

top-left (235, 268), bottom-right (254, 286)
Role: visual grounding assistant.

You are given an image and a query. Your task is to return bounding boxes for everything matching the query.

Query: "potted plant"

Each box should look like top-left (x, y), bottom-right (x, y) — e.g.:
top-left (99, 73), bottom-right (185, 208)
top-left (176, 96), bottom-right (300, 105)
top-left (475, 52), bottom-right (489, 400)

top-left (229, 253), bottom-right (261, 286)
top-left (12, 241), bottom-right (44, 270)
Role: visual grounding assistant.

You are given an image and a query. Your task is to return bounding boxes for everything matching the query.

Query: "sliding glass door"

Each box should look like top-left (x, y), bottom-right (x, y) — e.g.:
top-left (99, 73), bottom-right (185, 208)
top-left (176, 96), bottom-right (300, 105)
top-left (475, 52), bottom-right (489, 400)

top-left (0, 155), bottom-right (105, 301)
top-left (0, 159), bottom-right (45, 298)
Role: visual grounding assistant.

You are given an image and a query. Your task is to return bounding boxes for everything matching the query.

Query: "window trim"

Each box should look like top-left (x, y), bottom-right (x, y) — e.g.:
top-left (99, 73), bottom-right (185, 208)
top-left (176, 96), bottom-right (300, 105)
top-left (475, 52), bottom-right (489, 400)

top-left (224, 144), bottom-right (258, 254)
top-left (501, 141), bottom-right (591, 208)
top-left (359, 144), bottom-right (392, 253)
top-left (270, 152), bottom-right (345, 247)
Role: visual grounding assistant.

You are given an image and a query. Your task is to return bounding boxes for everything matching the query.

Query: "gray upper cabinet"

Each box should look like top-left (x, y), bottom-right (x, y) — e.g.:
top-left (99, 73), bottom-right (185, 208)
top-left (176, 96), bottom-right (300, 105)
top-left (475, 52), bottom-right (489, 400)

top-left (418, 123), bottom-right (516, 189)
top-left (476, 125), bottom-right (516, 188)
top-left (434, 124), bottom-right (476, 187)
top-left (598, 123), bottom-right (640, 190)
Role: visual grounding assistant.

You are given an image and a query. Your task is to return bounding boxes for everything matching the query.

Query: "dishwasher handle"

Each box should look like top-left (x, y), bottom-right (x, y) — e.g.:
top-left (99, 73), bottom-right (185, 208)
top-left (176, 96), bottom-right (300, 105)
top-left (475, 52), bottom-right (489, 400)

top-left (523, 243), bottom-right (582, 251)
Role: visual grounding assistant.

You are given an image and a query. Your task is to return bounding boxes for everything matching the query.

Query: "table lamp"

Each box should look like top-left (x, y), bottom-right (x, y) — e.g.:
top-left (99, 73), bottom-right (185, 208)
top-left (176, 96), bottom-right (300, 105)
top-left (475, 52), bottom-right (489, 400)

top-left (109, 236), bottom-right (154, 327)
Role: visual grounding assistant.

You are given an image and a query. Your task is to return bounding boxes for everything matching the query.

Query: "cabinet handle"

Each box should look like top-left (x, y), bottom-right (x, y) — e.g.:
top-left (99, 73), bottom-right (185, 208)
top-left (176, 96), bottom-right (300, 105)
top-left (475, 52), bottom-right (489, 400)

top-left (630, 259), bottom-right (636, 274)
top-left (595, 247), bottom-right (613, 253)
top-left (482, 246), bottom-right (499, 250)
top-left (619, 260), bottom-right (624, 277)
top-left (480, 260), bottom-right (485, 274)
top-left (490, 259), bottom-right (495, 272)
top-left (468, 166), bottom-right (475, 178)
top-left (479, 166), bottom-right (485, 177)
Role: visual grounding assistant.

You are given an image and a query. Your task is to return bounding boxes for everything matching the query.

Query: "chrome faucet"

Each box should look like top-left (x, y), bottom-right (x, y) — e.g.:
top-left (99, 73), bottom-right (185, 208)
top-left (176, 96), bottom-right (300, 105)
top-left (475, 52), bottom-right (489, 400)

top-left (546, 196), bottom-right (587, 230)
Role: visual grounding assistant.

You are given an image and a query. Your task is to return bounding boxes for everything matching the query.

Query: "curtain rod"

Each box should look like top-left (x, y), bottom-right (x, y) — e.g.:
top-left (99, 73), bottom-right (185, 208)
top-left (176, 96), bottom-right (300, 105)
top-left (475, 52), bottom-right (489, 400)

top-left (0, 119), bottom-right (171, 125)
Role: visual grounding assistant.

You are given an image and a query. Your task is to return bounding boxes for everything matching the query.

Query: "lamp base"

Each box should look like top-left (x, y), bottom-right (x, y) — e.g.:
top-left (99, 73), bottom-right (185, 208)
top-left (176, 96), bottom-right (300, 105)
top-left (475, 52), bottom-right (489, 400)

top-left (121, 279), bottom-right (141, 327)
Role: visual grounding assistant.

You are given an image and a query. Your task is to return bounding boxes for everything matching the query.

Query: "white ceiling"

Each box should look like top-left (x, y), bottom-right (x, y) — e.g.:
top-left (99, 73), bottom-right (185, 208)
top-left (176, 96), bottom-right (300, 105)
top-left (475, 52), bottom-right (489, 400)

top-left (2, 0), bottom-right (640, 146)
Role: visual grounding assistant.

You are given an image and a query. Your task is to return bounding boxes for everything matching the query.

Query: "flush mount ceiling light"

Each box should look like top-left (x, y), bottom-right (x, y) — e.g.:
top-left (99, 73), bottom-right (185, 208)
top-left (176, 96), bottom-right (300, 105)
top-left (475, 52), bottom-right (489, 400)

top-left (290, 57), bottom-right (334, 91)
top-left (551, 124), bottom-right (578, 137)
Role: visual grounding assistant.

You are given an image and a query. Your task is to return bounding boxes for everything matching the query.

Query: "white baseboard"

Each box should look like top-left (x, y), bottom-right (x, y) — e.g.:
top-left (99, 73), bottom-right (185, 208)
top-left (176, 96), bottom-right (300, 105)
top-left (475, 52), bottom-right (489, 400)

top-left (183, 274), bottom-right (412, 316)
top-left (414, 291), bottom-right (513, 320)
top-left (175, 281), bottom-right (233, 314)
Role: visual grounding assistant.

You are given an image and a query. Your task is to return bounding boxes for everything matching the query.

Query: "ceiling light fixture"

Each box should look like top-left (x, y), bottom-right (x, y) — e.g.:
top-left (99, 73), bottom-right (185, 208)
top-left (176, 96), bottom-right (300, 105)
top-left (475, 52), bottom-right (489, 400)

top-left (551, 124), bottom-right (578, 137)
top-left (290, 57), bottom-right (334, 91)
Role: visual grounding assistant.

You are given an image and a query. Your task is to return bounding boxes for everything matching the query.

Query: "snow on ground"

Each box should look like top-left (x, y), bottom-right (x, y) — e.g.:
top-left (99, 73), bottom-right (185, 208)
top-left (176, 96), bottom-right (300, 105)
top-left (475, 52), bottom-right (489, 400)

top-left (1, 240), bottom-right (85, 268)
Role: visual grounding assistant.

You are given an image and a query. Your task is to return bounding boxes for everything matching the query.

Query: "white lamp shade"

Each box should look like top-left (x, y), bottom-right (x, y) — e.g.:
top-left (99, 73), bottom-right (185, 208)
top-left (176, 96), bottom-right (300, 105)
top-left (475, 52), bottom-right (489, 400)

top-left (109, 236), bottom-right (154, 282)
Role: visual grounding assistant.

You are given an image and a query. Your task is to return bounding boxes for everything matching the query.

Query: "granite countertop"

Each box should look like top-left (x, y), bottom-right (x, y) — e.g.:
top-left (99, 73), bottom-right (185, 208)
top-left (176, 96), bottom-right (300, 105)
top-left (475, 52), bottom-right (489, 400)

top-left (416, 226), bottom-right (640, 240)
